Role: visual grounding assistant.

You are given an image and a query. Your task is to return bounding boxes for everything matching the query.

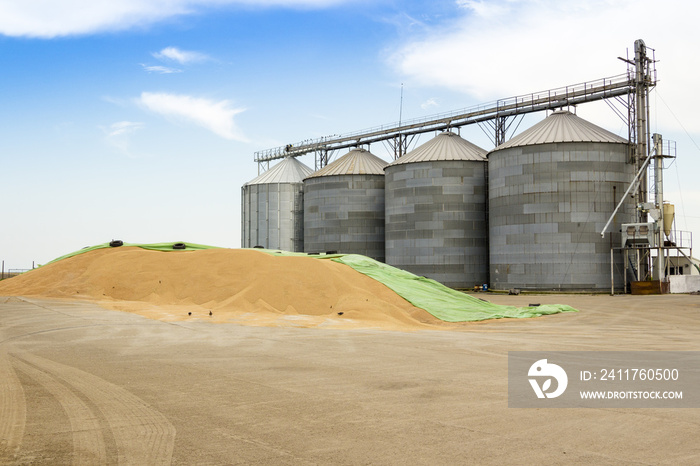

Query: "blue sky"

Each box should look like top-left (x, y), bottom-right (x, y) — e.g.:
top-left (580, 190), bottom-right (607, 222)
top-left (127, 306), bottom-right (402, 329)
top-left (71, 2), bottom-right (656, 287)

top-left (1, 0), bottom-right (698, 269)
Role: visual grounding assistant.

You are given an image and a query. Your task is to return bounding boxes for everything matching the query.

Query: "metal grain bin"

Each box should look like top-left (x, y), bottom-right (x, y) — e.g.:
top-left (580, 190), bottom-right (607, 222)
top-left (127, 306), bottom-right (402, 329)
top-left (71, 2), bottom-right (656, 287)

top-left (241, 157), bottom-right (313, 251)
top-left (303, 148), bottom-right (387, 261)
top-left (488, 110), bottom-right (634, 291)
top-left (385, 131), bottom-right (488, 288)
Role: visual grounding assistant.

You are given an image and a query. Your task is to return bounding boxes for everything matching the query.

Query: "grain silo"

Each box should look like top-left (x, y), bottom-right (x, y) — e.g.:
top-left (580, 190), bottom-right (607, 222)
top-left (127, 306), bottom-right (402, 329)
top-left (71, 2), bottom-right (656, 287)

top-left (488, 110), bottom-right (634, 291)
top-left (303, 148), bottom-right (386, 261)
top-left (241, 156), bottom-right (313, 251)
top-left (385, 131), bottom-right (488, 288)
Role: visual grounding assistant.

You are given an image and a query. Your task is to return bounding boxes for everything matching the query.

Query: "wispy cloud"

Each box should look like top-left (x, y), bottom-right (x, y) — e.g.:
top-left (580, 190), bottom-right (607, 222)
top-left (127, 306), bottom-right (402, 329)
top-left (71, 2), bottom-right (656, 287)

top-left (141, 64), bottom-right (183, 74)
top-left (152, 46), bottom-right (208, 65)
top-left (378, 11), bottom-right (429, 33)
top-left (101, 121), bottom-right (145, 157)
top-left (105, 121), bottom-right (145, 138)
top-left (102, 95), bottom-right (129, 107)
top-left (421, 98), bottom-right (438, 110)
top-left (137, 92), bottom-right (248, 141)
top-left (0, 0), bottom-right (359, 38)
top-left (455, 0), bottom-right (509, 19)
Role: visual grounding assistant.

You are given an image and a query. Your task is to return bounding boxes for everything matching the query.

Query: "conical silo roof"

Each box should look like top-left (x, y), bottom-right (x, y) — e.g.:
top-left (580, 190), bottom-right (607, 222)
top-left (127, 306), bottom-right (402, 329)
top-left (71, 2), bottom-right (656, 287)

top-left (245, 157), bottom-right (313, 185)
top-left (305, 148), bottom-right (387, 179)
top-left (388, 131), bottom-right (487, 166)
top-left (495, 110), bottom-right (628, 150)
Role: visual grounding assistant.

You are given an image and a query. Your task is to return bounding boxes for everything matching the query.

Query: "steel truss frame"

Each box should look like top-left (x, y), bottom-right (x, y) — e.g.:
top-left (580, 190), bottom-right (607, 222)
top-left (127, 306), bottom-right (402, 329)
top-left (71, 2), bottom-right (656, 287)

top-left (254, 41), bottom-right (656, 173)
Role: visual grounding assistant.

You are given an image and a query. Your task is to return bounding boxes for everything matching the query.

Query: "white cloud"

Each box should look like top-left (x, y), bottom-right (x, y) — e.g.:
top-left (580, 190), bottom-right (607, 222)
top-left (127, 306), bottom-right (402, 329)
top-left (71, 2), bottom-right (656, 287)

top-left (390, 0), bottom-right (700, 133)
top-left (455, 0), bottom-right (509, 19)
top-left (101, 121), bottom-right (145, 157)
top-left (0, 1), bottom-right (189, 38)
top-left (153, 46), bottom-right (208, 65)
top-left (421, 98), bottom-right (439, 110)
top-left (102, 95), bottom-right (129, 107)
top-left (138, 92), bottom-right (248, 141)
top-left (393, 1), bottom-right (632, 99)
top-left (0, 0), bottom-right (357, 38)
top-left (141, 64), bottom-right (183, 74)
top-left (105, 121), bottom-right (145, 138)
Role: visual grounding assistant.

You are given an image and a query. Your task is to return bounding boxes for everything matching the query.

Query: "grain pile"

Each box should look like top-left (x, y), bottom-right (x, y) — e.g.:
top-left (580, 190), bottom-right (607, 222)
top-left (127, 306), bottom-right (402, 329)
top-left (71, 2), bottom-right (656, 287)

top-left (0, 247), bottom-right (446, 330)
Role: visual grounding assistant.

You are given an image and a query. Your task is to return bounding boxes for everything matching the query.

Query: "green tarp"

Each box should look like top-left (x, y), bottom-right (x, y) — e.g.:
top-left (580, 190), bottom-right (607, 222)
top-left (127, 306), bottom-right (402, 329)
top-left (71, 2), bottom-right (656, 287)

top-left (43, 241), bottom-right (219, 266)
top-left (327, 254), bottom-right (577, 322)
top-left (39, 243), bottom-right (577, 322)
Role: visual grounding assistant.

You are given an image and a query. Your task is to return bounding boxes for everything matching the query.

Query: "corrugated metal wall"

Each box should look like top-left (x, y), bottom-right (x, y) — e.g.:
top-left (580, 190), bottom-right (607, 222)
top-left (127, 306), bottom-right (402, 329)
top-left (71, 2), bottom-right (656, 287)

top-left (488, 142), bottom-right (635, 290)
top-left (303, 175), bottom-right (385, 261)
top-left (241, 182), bottom-right (305, 251)
top-left (385, 160), bottom-right (488, 288)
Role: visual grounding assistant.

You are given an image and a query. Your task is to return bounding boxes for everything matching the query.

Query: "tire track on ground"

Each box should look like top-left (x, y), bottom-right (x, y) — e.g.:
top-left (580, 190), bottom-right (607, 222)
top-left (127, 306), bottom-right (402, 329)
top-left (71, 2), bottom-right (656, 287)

top-left (0, 349), bottom-right (26, 462)
top-left (12, 357), bottom-right (107, 465)
top-left (16, 353), bottom-right (176, 465)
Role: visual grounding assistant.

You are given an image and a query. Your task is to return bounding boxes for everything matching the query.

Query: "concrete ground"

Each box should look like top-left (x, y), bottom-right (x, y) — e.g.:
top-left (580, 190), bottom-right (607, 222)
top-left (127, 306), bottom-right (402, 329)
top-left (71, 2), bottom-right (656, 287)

top-left (1, 294), bottom-right (699, 465)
